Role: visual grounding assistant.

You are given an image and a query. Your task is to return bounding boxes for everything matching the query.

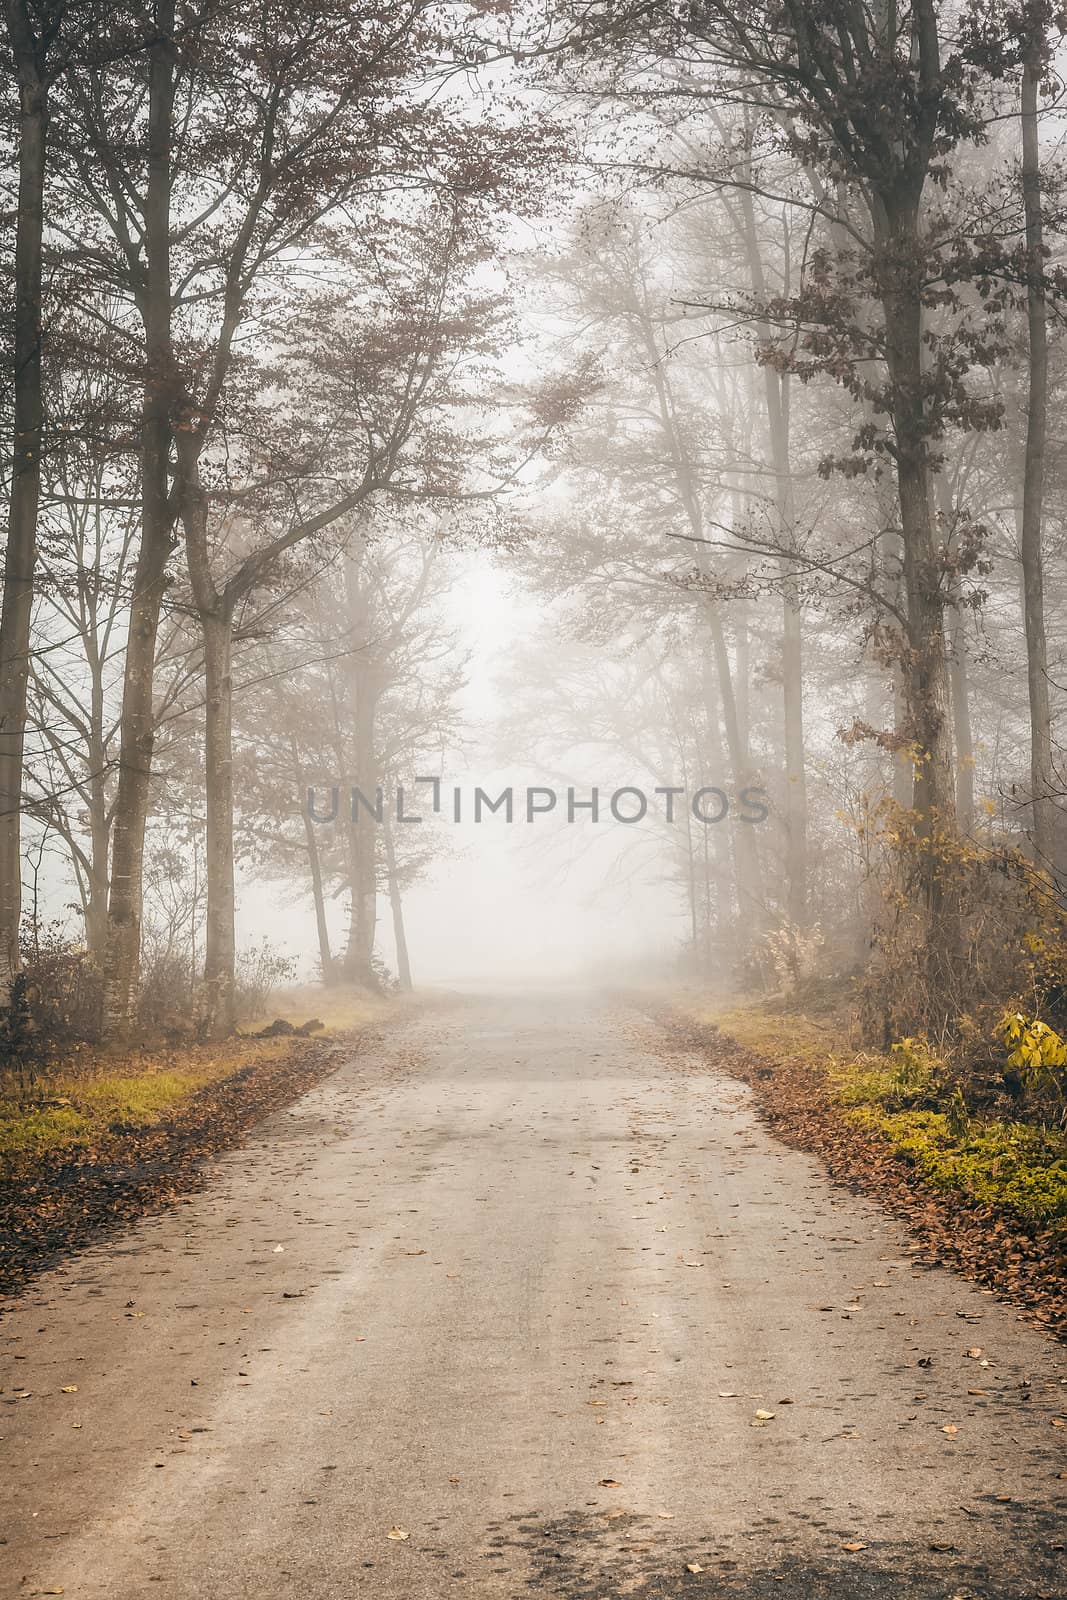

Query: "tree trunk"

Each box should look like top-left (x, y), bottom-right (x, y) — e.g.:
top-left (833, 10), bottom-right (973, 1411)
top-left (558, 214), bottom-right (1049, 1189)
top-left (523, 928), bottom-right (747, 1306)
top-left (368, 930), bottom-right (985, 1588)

top-left (705, 612), bottom-right (764, 922)
top-left (300, 771), bottom-right (334, 982)
top-left (340, 545), bottom-right (379, 986)
top-left (201, 605), bottom-right (236, 1037)
top-left (382, 809), bottom-right (412, 990)
top-left (877, 205), bottom-right (958, 951)
top-left (935, 474), bottom-right (975, 833)
top-left (0, 3), bottom-right (48, 1000)
top-left (102, 0), bottom-right (176, 1034)
top-left (1020, 50), bottom-right (1059, 880)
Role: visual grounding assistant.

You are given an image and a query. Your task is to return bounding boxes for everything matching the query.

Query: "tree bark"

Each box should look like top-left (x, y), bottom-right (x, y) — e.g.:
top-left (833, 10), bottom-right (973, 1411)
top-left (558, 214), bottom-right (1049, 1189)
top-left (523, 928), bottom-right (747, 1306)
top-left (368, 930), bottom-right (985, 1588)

top-left (935, 474), bottom-right (975, 833)
top-left (877, 203), bottom-right (958, 947)
top-left (102, 0), bottom-right (176, 1033)
top-left (1020, 49), bottom-right (1059, 879)
top-left (0, 1), bottom-right (49, 1000)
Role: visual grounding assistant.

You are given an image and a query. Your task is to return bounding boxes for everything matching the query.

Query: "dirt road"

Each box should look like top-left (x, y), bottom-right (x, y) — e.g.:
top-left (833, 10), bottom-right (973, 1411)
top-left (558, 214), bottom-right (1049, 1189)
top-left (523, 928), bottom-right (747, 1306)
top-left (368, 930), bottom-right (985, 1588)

top-left (2, 994), bottom-right (1064, 1598)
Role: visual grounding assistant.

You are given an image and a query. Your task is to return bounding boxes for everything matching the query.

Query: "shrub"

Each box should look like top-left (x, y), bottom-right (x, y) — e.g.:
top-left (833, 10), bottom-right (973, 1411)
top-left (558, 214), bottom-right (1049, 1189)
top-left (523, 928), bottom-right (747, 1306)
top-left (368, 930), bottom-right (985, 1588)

top-left (234, 939), bottom-right (297, 1022)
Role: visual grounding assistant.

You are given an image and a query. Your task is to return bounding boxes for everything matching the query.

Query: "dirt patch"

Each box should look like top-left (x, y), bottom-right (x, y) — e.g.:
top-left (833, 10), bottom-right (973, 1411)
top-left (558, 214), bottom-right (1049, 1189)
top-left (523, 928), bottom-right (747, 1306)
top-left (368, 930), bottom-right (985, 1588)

top-left (652, 1010), bottom-right (1067, 1342)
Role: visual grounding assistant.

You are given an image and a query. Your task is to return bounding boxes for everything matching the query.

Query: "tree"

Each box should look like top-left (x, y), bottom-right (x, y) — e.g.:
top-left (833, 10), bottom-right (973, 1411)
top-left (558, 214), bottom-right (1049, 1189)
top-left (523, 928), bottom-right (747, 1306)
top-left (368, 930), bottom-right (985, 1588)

top-left (0, 1), bottom-right (70, 997)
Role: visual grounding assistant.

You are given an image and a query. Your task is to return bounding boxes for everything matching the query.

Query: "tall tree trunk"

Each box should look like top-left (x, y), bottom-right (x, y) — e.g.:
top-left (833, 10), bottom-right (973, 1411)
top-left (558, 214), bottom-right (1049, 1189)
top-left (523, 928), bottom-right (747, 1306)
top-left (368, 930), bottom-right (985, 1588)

top-left (704, 617), bottom-right (764, 921)
top-left (341, 545), bottom-right (379, 986)
top-left (877, 203), bottom-right (958, 951)
top-left (295, 736), bottom-right (334, 983)
top-left (935, 474), bottom-right (976, 833)
top-left (1020, 49), bottom-right (1059, 880)
top-left (201, 604), bottom-right (236, 1036)
top-left (102, 0), bottom-right (176, 1033)
top-left (382, 808), bottom-right (412, 990)
top-left (0, 1), bottom-right (48, 1000)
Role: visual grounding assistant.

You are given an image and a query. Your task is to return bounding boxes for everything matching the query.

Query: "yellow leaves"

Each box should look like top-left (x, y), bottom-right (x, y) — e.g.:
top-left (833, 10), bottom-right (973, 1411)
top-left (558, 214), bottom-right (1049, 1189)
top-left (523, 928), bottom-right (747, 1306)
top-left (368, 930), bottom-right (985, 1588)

top-left (685, 1562), bottom-right (704, 1573)
top-left (841, 1541), bottom-right (868, 1553)
top-left (59, 1385), bottom-right (78, 1393)
top-left (941, 1424), bottom-right (959, 1437)
top-left (386, 1527), bottom-right (409, 1541)
top-left (999, 1010), bottom-right (1067, 1072)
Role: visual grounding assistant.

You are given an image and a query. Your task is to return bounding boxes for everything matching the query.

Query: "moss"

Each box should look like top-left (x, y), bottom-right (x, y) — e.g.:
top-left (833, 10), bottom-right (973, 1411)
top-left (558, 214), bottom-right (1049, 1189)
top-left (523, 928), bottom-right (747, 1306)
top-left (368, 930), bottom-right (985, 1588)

top-left (846, 1105), bottom-right (1067, 1224)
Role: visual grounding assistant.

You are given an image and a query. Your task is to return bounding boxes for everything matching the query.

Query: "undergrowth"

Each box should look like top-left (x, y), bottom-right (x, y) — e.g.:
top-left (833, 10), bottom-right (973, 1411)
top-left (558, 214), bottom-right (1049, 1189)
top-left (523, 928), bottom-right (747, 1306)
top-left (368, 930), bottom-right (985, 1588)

top-left (685, 999), bottom-right (1067, 1229)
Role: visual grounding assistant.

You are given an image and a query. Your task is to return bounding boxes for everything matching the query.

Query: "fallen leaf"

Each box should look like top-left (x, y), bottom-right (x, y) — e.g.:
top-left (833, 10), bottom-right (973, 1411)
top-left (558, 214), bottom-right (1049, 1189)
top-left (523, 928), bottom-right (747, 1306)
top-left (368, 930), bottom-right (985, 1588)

top-left (386, 1527), bottom-right (409, 1542)
top-left (841, 1541), bottom-right (868, 1553)
top-left (60, 1385), bottom-right (78, 1394)
top-left (754, 1409), bottom-right (775, 1420)
top-left (942, 1424), bottom-right (959, 1436)
top-left (598, 1478), bottom-right (622, 1488)
top-left (686, 1563), bottom-right (704, 1573)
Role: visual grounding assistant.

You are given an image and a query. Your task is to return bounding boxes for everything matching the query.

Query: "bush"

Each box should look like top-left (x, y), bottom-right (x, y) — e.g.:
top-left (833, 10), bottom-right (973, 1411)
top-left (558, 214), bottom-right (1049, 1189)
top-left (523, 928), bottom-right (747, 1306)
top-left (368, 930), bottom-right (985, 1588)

top-left (137, 947), bottom-right (197, 1036)
top-left (0, 926), bottom-right (105, 1076)
top-left (233, 939), bottom-right (297, 1022)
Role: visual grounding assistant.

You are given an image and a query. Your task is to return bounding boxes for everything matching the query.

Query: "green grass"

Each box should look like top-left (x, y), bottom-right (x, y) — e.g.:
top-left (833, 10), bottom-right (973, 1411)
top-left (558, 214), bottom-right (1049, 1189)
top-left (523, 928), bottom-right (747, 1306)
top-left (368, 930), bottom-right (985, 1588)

top-left (0, 1067), bottom-right (205, 1159)
top-left (0, 1036), bottom-right (310, 1164)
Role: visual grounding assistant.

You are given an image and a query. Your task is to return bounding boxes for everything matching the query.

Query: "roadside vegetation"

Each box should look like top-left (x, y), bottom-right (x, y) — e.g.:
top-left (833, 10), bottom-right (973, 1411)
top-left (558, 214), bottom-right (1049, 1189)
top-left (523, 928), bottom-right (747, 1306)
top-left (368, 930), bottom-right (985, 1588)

top-left (695, 998), bottom-right (1067, 1229)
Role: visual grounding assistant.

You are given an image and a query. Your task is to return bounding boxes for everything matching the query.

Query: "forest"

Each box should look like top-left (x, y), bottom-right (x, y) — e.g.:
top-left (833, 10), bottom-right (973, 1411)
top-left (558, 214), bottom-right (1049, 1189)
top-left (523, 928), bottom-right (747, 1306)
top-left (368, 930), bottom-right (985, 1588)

top-left (5, 2), bottom-right (1067, 1066)
top-left (2, 5), bottom-right (1067, 1596)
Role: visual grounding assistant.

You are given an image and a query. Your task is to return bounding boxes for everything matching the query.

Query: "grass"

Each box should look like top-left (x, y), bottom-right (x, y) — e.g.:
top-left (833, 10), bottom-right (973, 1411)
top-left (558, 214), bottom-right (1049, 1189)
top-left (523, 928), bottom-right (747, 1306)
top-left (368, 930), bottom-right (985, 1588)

top-left (0, 983), bottom-right (391, 1166)
top-left (679, 994), bottom-right (1067, 1229)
